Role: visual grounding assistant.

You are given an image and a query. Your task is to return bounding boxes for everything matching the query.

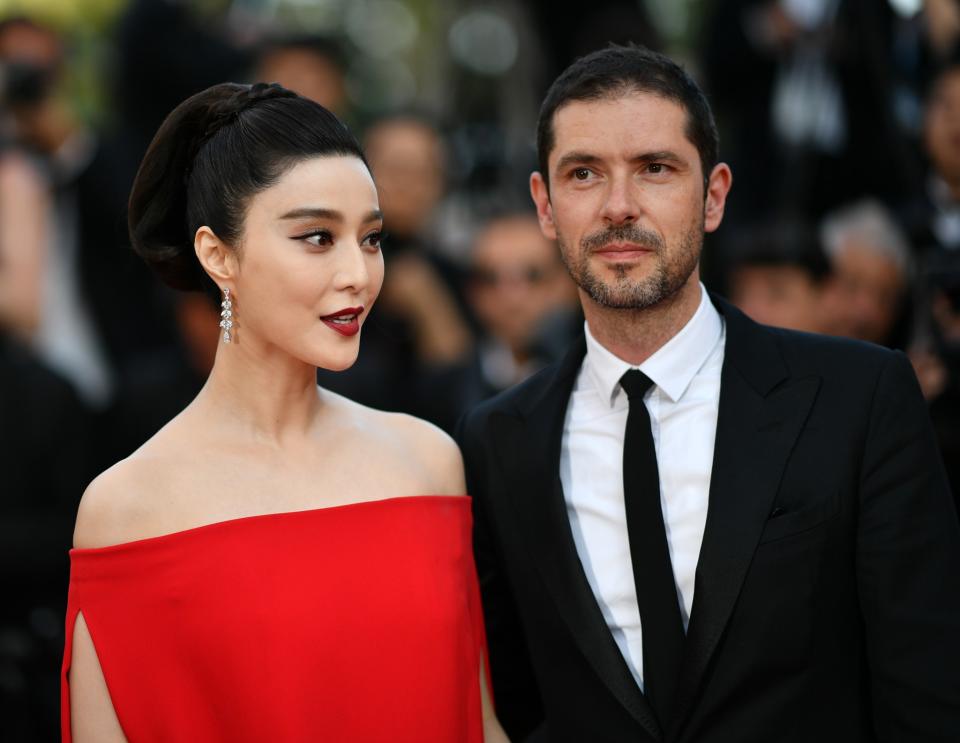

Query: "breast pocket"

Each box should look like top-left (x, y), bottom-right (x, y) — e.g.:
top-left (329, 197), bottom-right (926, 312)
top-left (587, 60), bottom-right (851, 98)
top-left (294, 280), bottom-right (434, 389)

top-left (758, 490), bottom-right (841, 545)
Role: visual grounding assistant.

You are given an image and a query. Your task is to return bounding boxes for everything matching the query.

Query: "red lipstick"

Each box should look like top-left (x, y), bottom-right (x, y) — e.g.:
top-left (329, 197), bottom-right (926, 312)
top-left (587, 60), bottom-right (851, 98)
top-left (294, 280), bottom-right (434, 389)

top-left (320, 306), bottom-right (364, 337)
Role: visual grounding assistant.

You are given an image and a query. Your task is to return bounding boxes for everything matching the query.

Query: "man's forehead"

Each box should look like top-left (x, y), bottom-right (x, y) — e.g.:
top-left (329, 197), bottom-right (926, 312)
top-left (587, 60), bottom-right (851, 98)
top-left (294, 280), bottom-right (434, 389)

top-left (554, 88), bottom-right (682, 115)
top-left (549, 93), bottom-right (691, 157)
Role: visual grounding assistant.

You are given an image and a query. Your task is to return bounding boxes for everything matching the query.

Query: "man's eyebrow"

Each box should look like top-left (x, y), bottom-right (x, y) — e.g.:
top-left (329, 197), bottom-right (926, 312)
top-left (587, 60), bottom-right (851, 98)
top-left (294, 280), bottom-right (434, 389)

top-left (630, 150), bottom-right (686, 165)
top-left (554, 151), bottom-right (601, 172)
top-left (553, 150), bottom-right (688, 173)
top-left (278, 207), bottom-right (384, 222)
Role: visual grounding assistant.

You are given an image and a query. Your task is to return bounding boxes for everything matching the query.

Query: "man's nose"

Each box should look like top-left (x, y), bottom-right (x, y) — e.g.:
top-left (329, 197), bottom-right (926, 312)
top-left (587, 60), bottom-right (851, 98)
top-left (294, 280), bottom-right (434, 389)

top-left (599, 175), bottom-right (640, 224)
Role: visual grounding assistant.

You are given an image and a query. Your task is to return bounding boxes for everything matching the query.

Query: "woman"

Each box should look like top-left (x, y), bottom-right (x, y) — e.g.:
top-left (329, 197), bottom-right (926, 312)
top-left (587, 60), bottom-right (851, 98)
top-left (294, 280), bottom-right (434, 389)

top-left (61, 81), bottom-right (507, 742)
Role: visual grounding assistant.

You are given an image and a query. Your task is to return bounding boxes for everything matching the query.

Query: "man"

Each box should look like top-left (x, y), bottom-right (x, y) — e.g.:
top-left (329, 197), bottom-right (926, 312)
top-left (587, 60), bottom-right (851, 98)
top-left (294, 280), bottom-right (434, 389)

top-left (254, 35), bottom-right (347, 117)
top-left (457, 45), bottom-right (960, 743)
top-left (726, 218), bottom-right (829, 334)
top-left (466, 211), bottom-right (579, 396)
top-left (904, 51), bottom-right (960, 254)
top-left (819, 199), bottom-right (912, 347)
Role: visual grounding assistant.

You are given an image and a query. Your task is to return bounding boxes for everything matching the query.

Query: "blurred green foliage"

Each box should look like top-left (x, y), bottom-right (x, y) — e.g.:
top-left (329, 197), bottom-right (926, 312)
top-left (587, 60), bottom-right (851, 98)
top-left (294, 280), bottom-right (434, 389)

top-left (0, 0), bottom-right (124, 31)
top-left (0, 0), bottom-right (127, 124)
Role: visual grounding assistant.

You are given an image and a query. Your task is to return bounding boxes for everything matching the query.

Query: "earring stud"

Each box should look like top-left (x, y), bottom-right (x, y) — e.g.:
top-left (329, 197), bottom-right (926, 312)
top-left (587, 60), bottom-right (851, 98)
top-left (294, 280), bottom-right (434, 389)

top-left (219, 288), bottom-right (233, 343)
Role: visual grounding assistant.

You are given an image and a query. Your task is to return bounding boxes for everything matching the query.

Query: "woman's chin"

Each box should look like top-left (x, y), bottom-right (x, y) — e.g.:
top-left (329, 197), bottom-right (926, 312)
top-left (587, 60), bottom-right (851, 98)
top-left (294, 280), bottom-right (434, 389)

top-left (313, 349), bottom-right (360, 373)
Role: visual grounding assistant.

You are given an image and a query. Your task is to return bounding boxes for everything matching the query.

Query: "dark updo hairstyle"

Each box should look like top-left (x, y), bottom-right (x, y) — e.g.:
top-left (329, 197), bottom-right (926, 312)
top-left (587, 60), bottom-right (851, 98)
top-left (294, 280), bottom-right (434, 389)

top-left (129, 81), bottom-right (368, 293)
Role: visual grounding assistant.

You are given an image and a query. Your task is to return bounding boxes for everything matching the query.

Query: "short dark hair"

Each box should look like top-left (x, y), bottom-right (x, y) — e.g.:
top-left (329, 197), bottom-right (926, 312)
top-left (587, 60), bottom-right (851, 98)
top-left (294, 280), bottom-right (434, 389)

top-left (536, 44), bottom-right (719, 188)
top-left (730, 218), bottom-right (830, 282)
top-left (128, 81), bottom-right (367, 294)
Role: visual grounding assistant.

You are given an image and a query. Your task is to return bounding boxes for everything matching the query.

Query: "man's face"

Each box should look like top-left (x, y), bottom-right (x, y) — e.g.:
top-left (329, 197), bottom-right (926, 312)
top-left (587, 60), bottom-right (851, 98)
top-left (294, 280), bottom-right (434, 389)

top-left (821, 240), bottom-right (905, 344)
top-left (256, 48), bottom-right (346, 115)
top-left (468, 216), bottom-right (575, 354)
top-left (365, 120), bottom-right (444, 239)
top-left (530, 91), bottom-right (730, 312)
top-left (729, 265), bottom-right (824, 333)
top-left (925, 69), bottom-right (960, 184)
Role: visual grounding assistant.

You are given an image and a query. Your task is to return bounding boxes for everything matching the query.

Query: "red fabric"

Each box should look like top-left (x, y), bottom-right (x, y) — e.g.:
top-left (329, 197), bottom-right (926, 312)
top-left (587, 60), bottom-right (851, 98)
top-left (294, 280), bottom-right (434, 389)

top-left (61, 495), bottom-right (487, 742)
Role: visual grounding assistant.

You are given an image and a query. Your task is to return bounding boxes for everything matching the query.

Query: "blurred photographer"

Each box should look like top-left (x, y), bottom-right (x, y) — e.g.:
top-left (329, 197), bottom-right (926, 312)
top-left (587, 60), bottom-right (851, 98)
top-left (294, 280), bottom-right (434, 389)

top-left (0, 16), bottom-right (111, 409)
top-left (0, 17), bottom-right (93, 742)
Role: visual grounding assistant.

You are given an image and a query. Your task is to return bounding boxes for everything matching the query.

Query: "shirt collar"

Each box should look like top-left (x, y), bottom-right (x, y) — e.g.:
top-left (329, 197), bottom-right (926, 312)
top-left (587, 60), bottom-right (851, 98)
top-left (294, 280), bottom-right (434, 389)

top-left (583, 284), bottom-right (723, 407)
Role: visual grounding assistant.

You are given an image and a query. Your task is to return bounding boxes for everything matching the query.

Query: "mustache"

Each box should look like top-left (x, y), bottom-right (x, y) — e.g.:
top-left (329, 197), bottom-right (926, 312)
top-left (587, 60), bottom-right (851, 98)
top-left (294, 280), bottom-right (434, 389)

top-left (581, 224), bottom-right (664, 253)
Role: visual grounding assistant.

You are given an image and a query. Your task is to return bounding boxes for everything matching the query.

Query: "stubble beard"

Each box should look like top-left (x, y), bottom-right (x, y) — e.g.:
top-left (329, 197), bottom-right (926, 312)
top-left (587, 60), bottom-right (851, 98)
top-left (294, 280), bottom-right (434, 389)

top-left (558, 219), bottom-right (704, 310)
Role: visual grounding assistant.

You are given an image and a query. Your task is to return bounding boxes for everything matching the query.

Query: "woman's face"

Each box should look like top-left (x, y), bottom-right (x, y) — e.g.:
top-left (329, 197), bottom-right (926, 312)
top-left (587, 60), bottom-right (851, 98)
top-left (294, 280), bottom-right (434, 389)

top-left (231, 155), bottom-right (384, 371)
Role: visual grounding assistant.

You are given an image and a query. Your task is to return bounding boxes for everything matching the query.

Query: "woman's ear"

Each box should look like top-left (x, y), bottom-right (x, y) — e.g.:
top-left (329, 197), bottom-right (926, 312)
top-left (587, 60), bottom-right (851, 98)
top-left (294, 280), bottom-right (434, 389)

top-left (194, 226), bottom-right (237, 287)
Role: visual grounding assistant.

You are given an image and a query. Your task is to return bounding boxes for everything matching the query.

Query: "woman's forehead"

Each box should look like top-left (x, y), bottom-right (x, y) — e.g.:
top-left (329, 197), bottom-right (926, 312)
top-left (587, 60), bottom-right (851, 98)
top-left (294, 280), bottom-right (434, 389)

top-left (252, 155), bottom-right (378, 218)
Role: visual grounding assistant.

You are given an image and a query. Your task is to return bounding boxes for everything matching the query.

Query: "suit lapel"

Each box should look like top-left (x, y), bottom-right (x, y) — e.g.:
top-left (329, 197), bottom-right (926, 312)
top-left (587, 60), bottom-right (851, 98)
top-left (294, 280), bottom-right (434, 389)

top-left (669, 299), bottom-right (821, 735)
top-left (492, 338), bottom-right (663, 741)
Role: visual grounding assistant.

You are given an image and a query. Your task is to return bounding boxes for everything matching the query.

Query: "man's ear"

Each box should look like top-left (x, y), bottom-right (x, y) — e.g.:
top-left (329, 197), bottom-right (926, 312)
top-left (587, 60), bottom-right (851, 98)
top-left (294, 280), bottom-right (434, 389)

top-left (704, 163), bottom-right (733, 234)
top-left (530, 171), bottom-right (557, 241)
top-left (194, 226), bottom-right (237, 289)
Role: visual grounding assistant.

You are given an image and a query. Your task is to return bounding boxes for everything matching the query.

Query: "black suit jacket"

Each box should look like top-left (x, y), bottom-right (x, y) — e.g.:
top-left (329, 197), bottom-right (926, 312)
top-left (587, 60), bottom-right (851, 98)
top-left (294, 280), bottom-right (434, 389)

top-left (457, 297), bottom-right (960, 743)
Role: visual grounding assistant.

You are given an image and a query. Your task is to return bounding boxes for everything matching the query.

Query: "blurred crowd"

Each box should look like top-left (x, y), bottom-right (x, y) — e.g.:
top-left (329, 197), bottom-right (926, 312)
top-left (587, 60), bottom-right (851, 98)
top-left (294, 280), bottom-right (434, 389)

top-left (1, 0), bottom-right (959, 739)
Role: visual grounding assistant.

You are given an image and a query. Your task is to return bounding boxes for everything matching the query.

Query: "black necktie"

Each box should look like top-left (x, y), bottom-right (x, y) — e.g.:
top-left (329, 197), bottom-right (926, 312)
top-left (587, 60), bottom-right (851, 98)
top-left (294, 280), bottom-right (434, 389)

top-left (620, 369), bottom-right (685, 726)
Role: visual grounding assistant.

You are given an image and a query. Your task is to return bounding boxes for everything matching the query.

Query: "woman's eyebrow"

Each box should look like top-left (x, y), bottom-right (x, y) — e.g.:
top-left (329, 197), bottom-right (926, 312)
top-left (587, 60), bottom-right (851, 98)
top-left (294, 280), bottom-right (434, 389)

top-left (278, 207), bottom-right (384, 222)
top-left (278, 207), bottom-right (342, 221)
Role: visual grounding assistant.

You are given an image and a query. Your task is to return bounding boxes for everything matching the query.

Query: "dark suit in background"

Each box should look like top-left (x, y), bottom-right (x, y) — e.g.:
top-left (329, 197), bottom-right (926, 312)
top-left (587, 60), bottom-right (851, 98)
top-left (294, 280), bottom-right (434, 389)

top-left (458, 297), bottom-right (960, 742)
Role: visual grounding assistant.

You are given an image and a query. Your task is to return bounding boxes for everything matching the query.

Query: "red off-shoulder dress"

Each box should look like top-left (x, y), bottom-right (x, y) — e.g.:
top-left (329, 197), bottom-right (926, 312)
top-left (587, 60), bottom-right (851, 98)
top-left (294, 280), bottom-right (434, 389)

top-left (61, 495), bottom-right (487, 742)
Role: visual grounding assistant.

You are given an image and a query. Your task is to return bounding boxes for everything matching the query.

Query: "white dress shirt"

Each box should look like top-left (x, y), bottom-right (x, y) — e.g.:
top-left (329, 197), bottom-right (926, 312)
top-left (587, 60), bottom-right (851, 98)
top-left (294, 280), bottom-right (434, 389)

top-left (559, 285), bottom-right (725, 690)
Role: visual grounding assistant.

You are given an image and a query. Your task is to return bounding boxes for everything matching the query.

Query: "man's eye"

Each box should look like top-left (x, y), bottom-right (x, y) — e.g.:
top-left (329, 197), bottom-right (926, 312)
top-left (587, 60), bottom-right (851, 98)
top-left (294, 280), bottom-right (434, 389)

top-left (573, 168), bottom-right (592, 180)
top-left (647, 163), bottom-right (666, 174)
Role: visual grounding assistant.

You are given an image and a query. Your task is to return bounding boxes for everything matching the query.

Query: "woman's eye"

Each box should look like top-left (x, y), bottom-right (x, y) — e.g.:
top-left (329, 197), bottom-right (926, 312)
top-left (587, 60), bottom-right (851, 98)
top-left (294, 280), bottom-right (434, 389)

top-left (363, 230), bottom-right (384, 249)
top-left (302, 230), bottom-right (333, 247)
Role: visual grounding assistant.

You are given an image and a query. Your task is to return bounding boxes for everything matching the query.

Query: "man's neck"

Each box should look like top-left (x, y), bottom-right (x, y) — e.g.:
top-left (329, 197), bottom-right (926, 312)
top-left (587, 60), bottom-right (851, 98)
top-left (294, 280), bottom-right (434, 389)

top-left (582, 277), bottom-right (702, 366)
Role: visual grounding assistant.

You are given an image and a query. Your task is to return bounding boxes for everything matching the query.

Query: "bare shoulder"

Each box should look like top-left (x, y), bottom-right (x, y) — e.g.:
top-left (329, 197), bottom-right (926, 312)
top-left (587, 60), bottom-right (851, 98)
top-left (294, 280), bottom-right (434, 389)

top-left (382, 411), bottom-right (466, 495)
top-left (324, 390), bottom-right (465, 496)
top-left (72, 422), bottom-right (201, 549)
top-left (73, 455), bottom-right (162, 549)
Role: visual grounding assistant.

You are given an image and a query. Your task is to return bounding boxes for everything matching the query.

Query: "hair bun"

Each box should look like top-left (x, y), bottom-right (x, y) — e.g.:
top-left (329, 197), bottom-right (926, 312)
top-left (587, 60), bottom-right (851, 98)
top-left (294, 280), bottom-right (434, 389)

top-left (198, 82), bottom-right (298, 151)
top-left (228, 81), bottom-right (297, 116)
top-left (245, 81), bottom-right (296, 104)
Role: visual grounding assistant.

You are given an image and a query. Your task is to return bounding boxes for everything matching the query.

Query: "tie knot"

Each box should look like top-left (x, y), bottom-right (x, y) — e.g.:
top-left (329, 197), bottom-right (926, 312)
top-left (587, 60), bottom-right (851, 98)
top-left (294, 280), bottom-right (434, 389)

top-left (620, 369), bottom-right (655, 400)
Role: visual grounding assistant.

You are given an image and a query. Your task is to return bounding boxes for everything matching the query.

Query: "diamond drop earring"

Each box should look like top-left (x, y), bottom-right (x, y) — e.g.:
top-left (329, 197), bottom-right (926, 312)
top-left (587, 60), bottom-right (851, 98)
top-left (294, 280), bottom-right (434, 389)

top-left (219, 288), bottom-right (234, 343)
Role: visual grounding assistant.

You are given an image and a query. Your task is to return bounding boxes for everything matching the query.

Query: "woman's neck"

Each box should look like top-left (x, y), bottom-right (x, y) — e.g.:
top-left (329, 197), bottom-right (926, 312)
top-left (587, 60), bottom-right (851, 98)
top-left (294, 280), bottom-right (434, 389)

top-left (195, 339), bottom-right (325, 446)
